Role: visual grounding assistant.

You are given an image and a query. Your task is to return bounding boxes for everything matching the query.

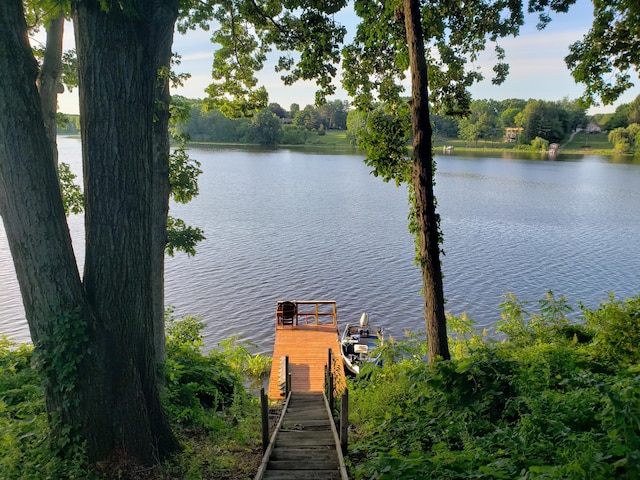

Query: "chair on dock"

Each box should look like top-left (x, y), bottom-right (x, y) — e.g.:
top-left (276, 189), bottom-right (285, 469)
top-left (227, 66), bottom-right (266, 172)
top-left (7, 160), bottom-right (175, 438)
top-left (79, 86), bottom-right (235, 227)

top-left (279, 301), bottom-right (297, 327)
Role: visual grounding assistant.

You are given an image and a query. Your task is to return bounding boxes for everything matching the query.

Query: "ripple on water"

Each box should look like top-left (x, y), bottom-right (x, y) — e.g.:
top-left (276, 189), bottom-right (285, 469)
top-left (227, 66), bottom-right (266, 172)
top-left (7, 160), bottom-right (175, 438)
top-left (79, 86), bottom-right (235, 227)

top-left (2, 146), bottom-right (640, 353)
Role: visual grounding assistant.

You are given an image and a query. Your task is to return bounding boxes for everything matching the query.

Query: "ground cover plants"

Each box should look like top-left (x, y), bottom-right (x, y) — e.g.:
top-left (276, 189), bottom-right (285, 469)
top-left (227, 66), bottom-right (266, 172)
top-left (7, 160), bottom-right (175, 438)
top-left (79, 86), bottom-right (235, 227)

top-left (3, 294), bottom-right (638, 478)
top-left (347, 292), bottom-right (640, 479)
top-left (0, 313), bottom-right (271, 479)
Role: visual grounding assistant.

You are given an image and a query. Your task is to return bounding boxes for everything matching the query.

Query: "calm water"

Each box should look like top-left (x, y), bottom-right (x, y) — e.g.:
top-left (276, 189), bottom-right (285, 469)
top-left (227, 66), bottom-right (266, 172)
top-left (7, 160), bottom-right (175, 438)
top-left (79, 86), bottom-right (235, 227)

top-left (1, 137), bottom-right (639, 352)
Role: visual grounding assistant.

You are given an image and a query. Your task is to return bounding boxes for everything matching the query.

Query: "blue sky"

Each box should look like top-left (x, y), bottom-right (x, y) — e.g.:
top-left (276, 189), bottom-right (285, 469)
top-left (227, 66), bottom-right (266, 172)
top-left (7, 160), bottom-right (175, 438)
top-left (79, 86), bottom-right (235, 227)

top-left (55, 0), bottom-right (639, 115)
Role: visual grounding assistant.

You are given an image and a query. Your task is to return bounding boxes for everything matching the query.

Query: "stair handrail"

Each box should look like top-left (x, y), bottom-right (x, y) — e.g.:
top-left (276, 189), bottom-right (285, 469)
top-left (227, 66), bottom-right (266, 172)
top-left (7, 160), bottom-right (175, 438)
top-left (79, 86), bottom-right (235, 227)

top-left (322, 390), bottom-right (350, 480)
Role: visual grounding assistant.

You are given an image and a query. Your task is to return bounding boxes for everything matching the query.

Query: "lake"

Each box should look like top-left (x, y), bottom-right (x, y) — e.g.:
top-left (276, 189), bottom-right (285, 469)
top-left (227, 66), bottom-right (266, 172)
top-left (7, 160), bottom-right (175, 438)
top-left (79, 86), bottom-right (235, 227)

top-left (1, 137), bottom-right (639, 352)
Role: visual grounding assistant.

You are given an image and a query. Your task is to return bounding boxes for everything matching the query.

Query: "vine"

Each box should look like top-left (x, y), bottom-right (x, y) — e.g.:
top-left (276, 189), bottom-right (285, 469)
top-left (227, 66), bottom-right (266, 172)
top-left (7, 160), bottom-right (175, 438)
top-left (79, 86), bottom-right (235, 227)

top-left (34, 307), bottom-right (88, 458)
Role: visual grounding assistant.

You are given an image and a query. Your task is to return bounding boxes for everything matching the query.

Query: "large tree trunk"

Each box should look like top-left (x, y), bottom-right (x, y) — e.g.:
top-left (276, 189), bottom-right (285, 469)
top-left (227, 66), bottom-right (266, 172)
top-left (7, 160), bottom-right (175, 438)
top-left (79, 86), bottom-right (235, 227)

top-left (37, 13), bottom-right (64, 166)
top-left (403, 0), bottom-right (450, 361)
top-left (2, 0), bottom-right (180, 464)
top-left (0, 0), bottom-right (109, 456)
top-left (73, 0), bottom-right (179, 462)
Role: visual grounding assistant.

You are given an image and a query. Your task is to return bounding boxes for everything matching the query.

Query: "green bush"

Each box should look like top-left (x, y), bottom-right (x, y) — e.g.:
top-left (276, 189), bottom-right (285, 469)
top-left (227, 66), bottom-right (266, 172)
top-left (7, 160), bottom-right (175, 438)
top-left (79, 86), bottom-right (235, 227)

top-left (164, 313), bottom-right (244, 426)
top-left (0, 337), bottom-right (89, 479)
top-left (347, 292), bottom-right (640, 479)
top-left (0, 313), bottom-right (264, 479)
top-left (583, 294), bottom-right (640, 367)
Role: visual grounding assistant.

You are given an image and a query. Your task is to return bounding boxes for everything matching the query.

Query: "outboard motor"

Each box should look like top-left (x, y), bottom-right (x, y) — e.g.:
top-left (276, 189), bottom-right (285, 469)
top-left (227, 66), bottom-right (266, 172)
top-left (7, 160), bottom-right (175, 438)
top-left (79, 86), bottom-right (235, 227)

top-left (359, 312), bottom-right (369, 328)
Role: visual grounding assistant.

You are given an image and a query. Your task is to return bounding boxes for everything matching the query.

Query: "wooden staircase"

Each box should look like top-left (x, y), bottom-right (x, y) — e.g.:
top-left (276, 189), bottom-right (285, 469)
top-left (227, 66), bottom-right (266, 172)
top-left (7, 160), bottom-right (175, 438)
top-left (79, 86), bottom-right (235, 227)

top-left (255, 392), bottom-right (348, 480)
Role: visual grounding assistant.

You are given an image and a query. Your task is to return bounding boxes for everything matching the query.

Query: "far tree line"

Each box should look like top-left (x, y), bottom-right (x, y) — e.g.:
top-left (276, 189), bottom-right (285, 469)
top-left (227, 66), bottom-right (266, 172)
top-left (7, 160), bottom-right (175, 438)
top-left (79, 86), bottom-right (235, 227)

top-left (59, 93), bottom-right (640, 152)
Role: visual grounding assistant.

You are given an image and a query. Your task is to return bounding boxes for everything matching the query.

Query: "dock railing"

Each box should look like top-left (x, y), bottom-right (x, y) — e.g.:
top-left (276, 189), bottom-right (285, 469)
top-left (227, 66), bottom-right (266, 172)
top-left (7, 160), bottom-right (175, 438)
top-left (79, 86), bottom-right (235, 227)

top-left (276, 299), bottom-right (337, 328)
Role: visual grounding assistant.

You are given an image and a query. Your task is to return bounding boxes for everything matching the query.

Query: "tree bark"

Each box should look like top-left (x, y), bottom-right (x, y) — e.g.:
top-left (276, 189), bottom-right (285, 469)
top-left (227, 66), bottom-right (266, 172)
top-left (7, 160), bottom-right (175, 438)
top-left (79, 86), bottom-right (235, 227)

top-left (73, 0), bottom-right (179, 462)
top-left (0, 0), bottom-right (109, 456)
top-left (37, 13), bottom-right (64, 166)
top-left (403, 0), bottom-right (450, 361)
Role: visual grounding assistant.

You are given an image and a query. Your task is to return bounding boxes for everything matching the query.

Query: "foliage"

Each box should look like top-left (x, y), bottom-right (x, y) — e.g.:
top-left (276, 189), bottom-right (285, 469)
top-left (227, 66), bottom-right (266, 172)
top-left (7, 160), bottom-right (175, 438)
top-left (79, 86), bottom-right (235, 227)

top-left (173, 99), bottom-right (350, 145)
top-left (457, 100), bottom-right (502, 145)
top-left (169, 145), bottom-right (201, 204)
top-left (167, 130), bottom-right (205, 257)
top-left (526, 0), bottom-right (640, 106)
top-left (293, 105), bottom-right (322, 131)
top-left (216, 336), bottom-right (272, 386)
top-left (33, 308), bottom-right (88, 459)
top-left (563, 0), bottom-right (640, 106)
top-left (342, 0), bottom-right (524, 117)
top-left (179, 0), bottom-right (347, 113)
top-left (164, 313), bottom-right (242, 425)
top-left (348, 292), bottom-right (640, 479)
top-left (250, 109), bottom-right (282, 145)
top-left (162, 312), bottom-right (264, 478)
top-left (515, 136), bottom-right (550, 152)
top-left (514, 99), bottom-right (581, 144)
top-left (356, 106), bottom-right (411, 186)
top-left (583, 293), bottom-right (640, 367)
top-left (0, 309), bottom-right (266, 479)
top-left (609, 124), bottom-right (640, 154)
top-left (57, 162), bottom-right (84, 215)
top-left (166, 217), bottom-right (205, 257)
top-left (280, 125), bottom-right (310, 145)
top-left (0, 336), bottom-right (91, 479)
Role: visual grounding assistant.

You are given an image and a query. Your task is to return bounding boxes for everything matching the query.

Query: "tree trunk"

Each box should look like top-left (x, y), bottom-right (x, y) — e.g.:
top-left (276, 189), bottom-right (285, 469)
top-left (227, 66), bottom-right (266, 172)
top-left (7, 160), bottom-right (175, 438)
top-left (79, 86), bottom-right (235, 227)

top-left (73, 0), bottom-right (179, 462)
top-left (403, 0), bottom-right (450, 361)
top-left (37, 13), bottom-right (64, 166)
top-left (0, 0), bottom-right (109, 456)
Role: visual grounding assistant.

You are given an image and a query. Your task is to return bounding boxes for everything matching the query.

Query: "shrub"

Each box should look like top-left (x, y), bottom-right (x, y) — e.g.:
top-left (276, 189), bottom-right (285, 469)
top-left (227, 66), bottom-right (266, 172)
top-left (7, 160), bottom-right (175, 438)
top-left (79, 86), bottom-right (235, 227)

top-left (347, 292), bottom-right (640, 479)
top-left (583, 294), bottom-right (640, 367)
top-left (164, 314), bottom-right (243, 426)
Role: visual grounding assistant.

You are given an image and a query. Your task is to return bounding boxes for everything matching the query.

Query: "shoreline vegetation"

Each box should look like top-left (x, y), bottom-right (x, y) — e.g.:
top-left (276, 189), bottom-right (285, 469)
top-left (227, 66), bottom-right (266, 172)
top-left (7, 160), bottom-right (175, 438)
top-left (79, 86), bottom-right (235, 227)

top-left (2, 292), bottom-right (639, 479)
top-left (57, 130), bottom-right (626, 157)
top-left (57, 94), bottom-right (640, 159)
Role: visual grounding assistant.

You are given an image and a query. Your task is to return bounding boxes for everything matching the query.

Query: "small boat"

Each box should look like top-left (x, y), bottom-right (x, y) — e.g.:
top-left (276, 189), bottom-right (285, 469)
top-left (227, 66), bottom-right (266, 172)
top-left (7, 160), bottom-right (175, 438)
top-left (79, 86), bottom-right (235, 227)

top-left (340, 313), bottom-right (383, 375)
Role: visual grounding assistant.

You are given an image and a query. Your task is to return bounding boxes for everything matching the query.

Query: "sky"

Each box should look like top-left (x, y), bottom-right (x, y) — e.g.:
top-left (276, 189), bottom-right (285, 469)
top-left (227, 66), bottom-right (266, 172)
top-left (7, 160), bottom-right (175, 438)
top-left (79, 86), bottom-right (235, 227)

top-left (50, 0), bottom-right (639, 116)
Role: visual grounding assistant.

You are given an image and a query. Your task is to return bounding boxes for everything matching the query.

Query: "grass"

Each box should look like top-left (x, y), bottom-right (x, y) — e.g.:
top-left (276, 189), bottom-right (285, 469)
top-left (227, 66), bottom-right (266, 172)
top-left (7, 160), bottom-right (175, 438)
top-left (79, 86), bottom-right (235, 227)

top-left (433, 132), bottom-right (618, 155)
top-left (560, 131), bottom-right (613, 153)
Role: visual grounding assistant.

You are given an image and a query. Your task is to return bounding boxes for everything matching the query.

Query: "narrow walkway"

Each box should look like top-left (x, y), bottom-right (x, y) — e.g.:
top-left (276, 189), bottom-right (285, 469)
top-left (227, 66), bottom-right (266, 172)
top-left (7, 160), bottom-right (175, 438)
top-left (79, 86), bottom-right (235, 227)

top-left (256, 392), bottom-right (348, 480)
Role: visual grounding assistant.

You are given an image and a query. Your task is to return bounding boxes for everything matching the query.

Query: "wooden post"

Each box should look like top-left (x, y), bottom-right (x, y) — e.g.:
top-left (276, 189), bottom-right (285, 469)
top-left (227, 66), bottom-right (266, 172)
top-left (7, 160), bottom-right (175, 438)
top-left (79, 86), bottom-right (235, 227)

top-left (260, 388), bottom-right (269, 453)
top-left (329, 374), bottom-right (334, 414)
top-left (327, 348), bottom-right (334, 412)
top-left (340, 389), bottom-right (349, 455)
top-left (285, 355), bottom-right (290, 397)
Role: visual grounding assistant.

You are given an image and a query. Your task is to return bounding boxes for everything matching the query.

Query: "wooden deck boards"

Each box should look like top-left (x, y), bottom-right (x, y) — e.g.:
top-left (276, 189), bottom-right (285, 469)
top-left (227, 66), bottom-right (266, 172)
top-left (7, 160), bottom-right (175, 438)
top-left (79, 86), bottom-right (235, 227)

top-left (268, 324), bottom-right (344, 400)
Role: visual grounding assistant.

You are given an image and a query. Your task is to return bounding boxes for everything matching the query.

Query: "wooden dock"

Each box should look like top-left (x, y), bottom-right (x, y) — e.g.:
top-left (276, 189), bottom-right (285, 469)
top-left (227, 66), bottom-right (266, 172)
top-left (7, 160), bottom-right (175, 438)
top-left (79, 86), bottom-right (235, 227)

top-left (267, 300), bottom-right (345, 400)
top-left (256, 300), bottom-right (349, 479)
